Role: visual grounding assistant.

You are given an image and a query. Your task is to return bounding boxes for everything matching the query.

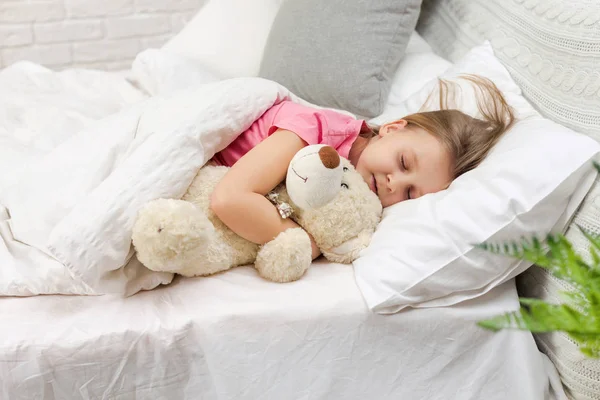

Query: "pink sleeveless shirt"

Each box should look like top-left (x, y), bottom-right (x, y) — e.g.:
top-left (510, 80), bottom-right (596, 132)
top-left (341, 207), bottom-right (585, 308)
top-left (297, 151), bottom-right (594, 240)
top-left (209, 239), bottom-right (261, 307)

top-left (211, 100), bottom-right (365, 167)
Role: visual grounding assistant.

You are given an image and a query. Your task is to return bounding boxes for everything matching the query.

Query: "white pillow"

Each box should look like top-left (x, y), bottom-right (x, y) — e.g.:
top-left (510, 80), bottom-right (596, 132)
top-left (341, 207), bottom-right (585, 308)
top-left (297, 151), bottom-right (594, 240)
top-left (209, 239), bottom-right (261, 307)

top-left (129, 49), bottom-right (221, 97)
top-left (404, 31), bottom-right (434, 54)
top-left (371, 53), bottom-right (452, 127)
top-left (354, 42), bottom-right (600, 314)
top-left (162, 0), bottom-right (285, 79)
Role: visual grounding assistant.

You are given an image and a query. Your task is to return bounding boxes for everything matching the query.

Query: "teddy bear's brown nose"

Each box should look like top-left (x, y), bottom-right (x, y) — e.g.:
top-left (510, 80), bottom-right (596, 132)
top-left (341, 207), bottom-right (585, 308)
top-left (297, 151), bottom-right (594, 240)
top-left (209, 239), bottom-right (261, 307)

top-left (318, 146), bottom-right (340, 169)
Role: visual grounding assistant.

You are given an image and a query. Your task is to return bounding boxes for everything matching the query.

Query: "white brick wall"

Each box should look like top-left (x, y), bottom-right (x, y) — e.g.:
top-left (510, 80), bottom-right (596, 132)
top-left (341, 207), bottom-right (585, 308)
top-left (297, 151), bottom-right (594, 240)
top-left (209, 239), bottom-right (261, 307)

top-left (0, 0), bottom-right (207, 71)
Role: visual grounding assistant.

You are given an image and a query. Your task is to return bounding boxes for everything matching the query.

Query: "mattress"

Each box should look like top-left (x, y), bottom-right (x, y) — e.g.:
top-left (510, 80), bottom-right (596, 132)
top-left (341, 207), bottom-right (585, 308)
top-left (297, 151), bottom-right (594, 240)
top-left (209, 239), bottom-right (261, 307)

top-left (0, 262), bottom-right (560, 400)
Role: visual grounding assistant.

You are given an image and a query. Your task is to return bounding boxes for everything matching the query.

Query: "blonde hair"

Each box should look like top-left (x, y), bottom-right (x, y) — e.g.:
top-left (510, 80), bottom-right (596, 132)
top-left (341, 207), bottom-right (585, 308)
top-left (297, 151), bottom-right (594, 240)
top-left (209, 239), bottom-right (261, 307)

top-left (366, 74), bottom-right (515, 179)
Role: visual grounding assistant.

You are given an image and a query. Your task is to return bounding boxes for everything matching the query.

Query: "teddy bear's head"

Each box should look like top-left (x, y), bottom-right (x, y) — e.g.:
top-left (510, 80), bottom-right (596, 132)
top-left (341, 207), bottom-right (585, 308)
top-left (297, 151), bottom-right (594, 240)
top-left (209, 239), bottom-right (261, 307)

top-left (285, 153), bottom-right (383, 264)
top-left (285, 144), bottom-right (345, 210)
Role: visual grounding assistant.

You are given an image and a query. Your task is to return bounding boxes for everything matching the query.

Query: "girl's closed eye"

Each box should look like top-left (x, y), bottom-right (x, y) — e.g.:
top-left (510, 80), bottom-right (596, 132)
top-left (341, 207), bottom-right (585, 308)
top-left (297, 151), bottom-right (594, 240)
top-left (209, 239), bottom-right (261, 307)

top-left (400, 155), bottom-right (408, 171)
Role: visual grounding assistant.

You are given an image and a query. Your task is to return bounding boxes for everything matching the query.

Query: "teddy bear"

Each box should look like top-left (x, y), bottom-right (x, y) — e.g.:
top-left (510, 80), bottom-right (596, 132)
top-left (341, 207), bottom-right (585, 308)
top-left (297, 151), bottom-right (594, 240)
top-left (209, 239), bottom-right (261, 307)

top-left (131, 144), bottom-right (382, 283)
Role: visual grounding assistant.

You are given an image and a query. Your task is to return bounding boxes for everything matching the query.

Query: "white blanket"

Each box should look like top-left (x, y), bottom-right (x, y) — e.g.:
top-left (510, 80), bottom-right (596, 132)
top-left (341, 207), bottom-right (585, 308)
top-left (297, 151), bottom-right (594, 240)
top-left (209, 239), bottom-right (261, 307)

top-left (1, 54), bottom-right (299, 296)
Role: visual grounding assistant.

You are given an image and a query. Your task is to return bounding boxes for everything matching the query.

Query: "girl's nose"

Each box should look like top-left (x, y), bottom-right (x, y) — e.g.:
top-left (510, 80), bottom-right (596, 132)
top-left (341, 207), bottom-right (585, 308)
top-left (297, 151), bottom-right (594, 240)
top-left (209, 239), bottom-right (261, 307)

top-left (387, 173), bottom-right (408, 195)
top-left (386, 174), bottom-right (395, 193)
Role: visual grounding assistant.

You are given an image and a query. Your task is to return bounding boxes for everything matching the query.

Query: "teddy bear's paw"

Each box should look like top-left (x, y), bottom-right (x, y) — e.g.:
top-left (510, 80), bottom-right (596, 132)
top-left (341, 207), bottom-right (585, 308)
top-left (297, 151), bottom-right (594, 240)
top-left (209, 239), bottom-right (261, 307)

top-left (255, 228), bottom-right (312, 283)
top-left (132, 198), bottom-right (214, 273)
top-left (321, 228), bottom-right (374, 264)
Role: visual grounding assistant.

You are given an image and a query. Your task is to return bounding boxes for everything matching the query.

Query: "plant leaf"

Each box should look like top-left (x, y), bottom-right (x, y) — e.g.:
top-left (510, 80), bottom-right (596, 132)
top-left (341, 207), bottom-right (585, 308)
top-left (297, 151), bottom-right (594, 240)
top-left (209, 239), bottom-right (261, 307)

top-left (577, 225), bottom-right (600, 275)
top-left (478, 299), bottom-right (599, 334)
top-left (569, 332), bottom-right (600, 358)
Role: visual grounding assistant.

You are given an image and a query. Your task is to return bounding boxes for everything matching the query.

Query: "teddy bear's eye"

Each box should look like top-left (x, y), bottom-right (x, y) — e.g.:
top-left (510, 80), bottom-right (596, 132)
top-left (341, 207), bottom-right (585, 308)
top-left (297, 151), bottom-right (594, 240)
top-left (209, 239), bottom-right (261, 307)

top-left (343, 167), bottom-right (348, 172)
top-left (341, 183), bottom-right (349, 189)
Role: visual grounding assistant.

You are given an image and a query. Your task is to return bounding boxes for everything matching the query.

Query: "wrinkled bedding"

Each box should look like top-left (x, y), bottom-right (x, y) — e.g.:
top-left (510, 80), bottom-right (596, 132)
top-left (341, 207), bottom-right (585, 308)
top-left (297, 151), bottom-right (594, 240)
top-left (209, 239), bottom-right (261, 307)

top-left (0, 61), bottom-right (146, 296)
top-left (0, 264), bottom-right (561, 400)
top-left (1, 53), bottom-right (304, 296)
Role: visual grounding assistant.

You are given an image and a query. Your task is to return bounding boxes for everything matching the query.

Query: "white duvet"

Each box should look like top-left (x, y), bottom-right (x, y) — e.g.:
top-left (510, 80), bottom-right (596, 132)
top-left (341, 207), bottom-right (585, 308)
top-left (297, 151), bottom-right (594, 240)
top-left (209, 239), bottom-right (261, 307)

top-left (1, 50), bottom-right (302, 296)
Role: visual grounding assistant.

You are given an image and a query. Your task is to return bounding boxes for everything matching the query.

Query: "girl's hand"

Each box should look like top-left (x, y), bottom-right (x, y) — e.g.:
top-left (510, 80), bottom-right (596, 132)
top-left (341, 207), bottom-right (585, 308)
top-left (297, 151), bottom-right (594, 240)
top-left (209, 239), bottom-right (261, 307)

top-left (210, 128), bottom-right (321, 260)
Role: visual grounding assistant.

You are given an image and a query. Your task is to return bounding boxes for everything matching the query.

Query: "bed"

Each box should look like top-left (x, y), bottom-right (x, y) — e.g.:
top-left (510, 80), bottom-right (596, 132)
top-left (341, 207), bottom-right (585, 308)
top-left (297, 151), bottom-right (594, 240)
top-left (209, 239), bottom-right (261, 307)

top-left (0, 263), bottom-right (560, 399)
top-left (0, 1), bottom-right (586, 398)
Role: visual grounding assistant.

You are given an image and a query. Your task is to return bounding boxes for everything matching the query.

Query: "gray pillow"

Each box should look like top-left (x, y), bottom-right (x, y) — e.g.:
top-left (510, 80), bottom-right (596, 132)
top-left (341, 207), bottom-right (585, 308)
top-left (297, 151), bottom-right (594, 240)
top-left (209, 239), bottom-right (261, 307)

top-left (259, 0), bottom-right (423, 118)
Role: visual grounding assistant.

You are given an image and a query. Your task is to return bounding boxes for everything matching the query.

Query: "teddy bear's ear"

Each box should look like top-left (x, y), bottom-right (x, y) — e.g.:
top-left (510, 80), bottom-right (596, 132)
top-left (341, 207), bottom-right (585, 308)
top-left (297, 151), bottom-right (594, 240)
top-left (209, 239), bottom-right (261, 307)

top-left (320, 229), bottom-right (374, 264)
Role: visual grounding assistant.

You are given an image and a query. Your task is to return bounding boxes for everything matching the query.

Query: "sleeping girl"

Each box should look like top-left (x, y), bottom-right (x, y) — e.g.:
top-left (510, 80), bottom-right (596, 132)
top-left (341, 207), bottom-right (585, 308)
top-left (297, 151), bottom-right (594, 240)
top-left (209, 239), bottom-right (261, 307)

top-left (209, 75), bottom-right (515, 260)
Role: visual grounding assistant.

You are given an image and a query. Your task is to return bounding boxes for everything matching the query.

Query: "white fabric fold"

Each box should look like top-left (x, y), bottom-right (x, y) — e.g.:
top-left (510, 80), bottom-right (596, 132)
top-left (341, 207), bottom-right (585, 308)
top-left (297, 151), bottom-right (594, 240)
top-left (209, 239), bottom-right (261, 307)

top-left (2, 64), bottom-right (296, 295)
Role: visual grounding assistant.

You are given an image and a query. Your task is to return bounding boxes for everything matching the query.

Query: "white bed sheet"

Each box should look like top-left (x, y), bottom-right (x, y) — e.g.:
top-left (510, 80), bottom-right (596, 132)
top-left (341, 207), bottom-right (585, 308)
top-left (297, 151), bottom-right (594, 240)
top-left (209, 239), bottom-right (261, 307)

top-left (0, 262), bottom-right (561, 400)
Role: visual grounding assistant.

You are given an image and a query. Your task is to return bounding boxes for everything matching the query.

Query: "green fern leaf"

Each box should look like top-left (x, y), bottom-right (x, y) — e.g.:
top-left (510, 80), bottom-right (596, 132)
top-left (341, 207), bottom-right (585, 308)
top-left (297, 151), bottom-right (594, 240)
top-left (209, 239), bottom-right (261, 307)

top-left (479, 299), bottom-right (598, 333)
top-left (569, 332), bottom-right (600, 358)
top-left (478, 228), bottom-right (600, 358)
top-left (578, 225), bottom-right (600, 275)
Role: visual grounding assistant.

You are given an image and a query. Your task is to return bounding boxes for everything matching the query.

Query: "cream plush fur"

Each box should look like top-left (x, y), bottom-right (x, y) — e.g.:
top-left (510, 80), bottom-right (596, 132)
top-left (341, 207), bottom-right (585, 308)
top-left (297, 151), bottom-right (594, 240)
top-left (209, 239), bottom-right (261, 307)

top-left (131, 145), bottom-right (382, 283)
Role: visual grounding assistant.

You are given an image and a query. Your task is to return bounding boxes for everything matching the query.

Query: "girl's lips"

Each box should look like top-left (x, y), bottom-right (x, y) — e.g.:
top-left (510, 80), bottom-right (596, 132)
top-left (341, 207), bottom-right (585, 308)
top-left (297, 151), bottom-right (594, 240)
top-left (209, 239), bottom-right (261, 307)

top-left (371, 175), bottom-right (378, 195)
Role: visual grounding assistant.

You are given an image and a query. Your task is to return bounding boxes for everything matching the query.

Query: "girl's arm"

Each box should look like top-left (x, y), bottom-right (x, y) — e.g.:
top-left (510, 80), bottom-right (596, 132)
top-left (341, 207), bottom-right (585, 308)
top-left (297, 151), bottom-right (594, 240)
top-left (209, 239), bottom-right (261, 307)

top-left (210, 128), bottom-right (321, 260)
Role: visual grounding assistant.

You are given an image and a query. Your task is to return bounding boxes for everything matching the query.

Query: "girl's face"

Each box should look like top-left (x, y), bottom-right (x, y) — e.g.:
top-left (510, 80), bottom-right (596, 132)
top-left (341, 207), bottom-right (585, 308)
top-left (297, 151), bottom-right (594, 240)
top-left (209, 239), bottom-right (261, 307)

top-left (354, 120), bottom-right (453, 208)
